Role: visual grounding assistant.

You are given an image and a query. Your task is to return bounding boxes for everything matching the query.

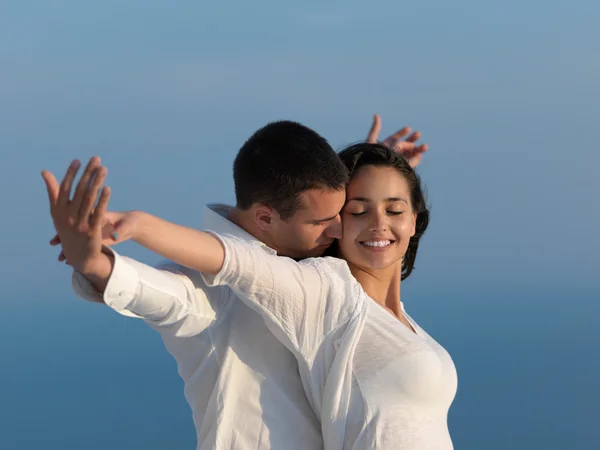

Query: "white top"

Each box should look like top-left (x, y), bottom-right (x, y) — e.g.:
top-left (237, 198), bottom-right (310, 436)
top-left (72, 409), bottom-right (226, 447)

top-left (72, 205), bottom-right (323, 450)
top-left (204, 233), bottom-right (458, 450)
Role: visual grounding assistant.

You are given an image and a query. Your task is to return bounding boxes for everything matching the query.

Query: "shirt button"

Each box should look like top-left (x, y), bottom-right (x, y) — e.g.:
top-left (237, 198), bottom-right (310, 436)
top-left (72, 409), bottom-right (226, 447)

top-left (117, 290), bottom-right (135, 302)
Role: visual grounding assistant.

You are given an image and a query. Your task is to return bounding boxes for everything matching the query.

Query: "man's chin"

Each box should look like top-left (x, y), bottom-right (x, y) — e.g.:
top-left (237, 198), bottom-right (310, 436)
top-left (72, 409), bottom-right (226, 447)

top-left (308, 243), bottom-right (333, 257)
top-left (290, 248), bottom-right (323, 261)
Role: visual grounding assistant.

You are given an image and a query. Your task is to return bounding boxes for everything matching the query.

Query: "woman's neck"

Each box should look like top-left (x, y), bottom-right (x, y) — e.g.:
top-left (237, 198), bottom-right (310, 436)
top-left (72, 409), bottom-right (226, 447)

top-left (348, 261), bottom-right (403, 318)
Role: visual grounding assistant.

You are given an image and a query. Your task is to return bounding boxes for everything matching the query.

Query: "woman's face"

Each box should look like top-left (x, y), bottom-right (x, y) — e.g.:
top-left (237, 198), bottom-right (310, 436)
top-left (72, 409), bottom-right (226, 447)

top-left (339, 164), bottom-right (416, 271)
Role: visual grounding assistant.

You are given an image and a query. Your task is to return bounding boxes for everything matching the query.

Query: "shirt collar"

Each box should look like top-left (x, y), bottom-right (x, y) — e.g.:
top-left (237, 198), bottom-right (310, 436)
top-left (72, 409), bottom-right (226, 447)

top-left (201, 203), bottom-right (277, 255)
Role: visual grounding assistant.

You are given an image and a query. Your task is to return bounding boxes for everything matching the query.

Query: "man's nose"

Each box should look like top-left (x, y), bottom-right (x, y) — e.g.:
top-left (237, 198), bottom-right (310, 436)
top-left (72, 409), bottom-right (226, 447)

top-left (325, 215), bottom-right (343, 239)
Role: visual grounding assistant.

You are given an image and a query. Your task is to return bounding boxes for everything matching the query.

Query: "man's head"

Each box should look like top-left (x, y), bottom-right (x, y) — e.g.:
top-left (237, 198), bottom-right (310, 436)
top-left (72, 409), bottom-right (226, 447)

top-left (233, 120), bottom-right (348, 259)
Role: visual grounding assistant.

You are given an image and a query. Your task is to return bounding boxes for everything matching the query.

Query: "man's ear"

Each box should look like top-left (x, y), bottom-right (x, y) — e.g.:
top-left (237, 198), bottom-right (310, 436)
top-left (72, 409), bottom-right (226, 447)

top-left (253, 204), bottom-right (275, 232)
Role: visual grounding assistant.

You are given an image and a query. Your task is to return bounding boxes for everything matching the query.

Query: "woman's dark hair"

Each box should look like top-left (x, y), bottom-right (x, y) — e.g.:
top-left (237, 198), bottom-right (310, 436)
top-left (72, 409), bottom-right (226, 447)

top-left (334, 142), bottom-right (430, 280)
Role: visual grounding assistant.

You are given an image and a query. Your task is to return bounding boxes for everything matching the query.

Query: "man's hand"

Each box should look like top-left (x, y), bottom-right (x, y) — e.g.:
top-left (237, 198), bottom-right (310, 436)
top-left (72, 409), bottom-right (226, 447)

top-left (366, 114), bottom-right (428, 168)
top-left (42, 157), bottom-right (114, 281)
top-left (50, 210), bottom-right (141, 262)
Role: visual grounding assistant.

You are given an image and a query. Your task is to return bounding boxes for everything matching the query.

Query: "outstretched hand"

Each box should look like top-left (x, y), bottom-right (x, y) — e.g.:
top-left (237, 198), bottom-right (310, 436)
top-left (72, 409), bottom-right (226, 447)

top-left (42, 157), bottom-right (113, 272)
top-left (50, 210), bottom-right (140, 262)
top-left (366, 114), bottom-right (428, 168)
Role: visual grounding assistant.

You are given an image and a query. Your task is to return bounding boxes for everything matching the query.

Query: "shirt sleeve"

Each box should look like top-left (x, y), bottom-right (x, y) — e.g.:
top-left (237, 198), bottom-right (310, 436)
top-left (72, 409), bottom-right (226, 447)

top-left (72, 248), bottom-right (224, 337)
top-left (202, 233), bottom-right (360, 358)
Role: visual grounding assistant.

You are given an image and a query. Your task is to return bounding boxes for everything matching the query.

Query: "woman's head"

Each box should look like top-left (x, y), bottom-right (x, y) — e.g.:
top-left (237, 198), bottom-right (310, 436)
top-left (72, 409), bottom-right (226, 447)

top-left (335, 143), bottom-right (429, 280)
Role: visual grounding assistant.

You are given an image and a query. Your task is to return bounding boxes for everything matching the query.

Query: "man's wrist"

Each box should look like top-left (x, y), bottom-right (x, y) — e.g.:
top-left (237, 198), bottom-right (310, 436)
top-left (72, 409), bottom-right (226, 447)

top-left (79, 252), bottom-right (115, 294)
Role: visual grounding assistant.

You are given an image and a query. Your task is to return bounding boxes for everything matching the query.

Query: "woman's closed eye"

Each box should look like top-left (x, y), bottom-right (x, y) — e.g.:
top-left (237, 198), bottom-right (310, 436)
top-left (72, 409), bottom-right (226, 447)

top-left (349, 210), bottom-right (404, 217)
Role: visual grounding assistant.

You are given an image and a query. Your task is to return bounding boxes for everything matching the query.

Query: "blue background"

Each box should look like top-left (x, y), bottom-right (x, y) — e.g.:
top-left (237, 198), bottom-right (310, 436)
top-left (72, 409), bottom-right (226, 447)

top-left (1, 1), bottom-right (598, 448)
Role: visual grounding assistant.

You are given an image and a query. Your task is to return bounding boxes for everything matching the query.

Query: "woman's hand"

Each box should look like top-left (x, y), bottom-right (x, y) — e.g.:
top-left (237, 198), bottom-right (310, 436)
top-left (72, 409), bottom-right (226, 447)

top-left (50, 210), bottom-right (142, 263)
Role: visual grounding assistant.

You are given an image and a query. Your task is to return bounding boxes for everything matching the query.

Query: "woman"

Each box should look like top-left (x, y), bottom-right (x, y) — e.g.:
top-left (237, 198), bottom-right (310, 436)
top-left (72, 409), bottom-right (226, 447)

top-left (110, 143), bottom-right (458, 449)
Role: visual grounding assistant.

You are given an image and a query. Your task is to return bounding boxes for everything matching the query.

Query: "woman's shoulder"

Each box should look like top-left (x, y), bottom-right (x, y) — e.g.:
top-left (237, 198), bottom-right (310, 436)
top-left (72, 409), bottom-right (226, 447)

top-left (296, 256), bottom-right (367, 338)
top-left (301, 256), bottom-right (367, 307)
top-left (300, 255), bottom-right (355, 279)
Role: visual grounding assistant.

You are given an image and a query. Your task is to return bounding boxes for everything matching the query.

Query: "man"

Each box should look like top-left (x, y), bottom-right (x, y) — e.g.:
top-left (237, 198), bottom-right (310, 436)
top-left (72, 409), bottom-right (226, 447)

top-left (43, 115), bottom-right (426, 449)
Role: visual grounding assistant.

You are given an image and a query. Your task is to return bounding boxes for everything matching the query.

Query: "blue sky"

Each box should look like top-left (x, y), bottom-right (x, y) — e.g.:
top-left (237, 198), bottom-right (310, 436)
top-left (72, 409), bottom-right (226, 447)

top-left (1, 0), bottom-right (598, 300)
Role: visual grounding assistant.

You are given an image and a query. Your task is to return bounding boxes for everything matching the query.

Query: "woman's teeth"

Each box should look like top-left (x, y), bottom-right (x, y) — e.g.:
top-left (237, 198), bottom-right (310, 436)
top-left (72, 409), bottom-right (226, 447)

top-left (361, 240), bottom-right (391, 247)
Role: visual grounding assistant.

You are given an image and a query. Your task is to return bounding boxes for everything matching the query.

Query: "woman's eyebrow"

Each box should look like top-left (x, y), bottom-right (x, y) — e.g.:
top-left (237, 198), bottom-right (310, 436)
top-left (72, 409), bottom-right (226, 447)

top-left (347, 196), bottom-right (408, 204)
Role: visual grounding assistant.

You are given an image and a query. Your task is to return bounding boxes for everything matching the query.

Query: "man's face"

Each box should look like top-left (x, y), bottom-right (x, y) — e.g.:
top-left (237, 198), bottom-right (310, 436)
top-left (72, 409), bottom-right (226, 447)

top-left (269, 188), bottom-right (346, 259)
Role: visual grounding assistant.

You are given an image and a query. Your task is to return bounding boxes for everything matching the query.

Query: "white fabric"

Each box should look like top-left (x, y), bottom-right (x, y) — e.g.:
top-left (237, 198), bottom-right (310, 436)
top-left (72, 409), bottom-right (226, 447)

top-left (72, 205), bottom-right (323, 450)
top-left (204, 233), bottom-right (458, 450)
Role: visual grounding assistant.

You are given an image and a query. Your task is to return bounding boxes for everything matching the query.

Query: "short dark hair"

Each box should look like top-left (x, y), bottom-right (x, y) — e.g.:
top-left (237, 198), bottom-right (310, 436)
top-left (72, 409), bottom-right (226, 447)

top-left (337, 142), bottom-right (430, 280)
top-left (233, 121), bottom-right (349, 219)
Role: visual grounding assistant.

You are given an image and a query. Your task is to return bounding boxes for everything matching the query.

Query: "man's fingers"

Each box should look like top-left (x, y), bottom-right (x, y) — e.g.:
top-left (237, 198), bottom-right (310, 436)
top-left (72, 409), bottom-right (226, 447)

top-left (409, 143), bottom-right (428, 154)
top-left (50, 234), bottom-right (61, 245)
top-left (79, 166), bottom-right (107, 225)
top-left (404, 131), bottom-right (421, 143)
top-left (70, 157), bottom-right (101, 221)
top-left (409, 149), bottom-right (425, 168)
top-left (41, 170), bottom-right (60, 207)
top-left (399, 145), bottom-right (427, 168)
top-left (394, 141), bottom-right (416, 152)
top-left (392, 141), bottom-right (427, 156)
top-left (382, 127), bottom-right (411, 147)
top-left (408, 155), bottom-right (423, 168)
top-left (366, 114), bottom-right (381, 143)
top-left (58, 250), bottom-right (69, 264)
top-left (57, 160), bottom-right (81, 207)
top-left (398, 144), bottom-right (427, 155)
top-left (90, 185), bottom-right (111, 231)
top-left (365, 115), bottom-right (429, 168)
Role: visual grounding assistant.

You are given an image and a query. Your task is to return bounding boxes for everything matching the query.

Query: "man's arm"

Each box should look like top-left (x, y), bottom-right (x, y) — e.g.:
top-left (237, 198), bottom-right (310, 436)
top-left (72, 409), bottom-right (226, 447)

top-left (77, 251), bottom-right (114, 295)
top-left (42, 157), bottom-right (115, 293)
top-left (42, 157), bottom-right (220, 334)
top-left (72, 252), bottom-right (219, 334)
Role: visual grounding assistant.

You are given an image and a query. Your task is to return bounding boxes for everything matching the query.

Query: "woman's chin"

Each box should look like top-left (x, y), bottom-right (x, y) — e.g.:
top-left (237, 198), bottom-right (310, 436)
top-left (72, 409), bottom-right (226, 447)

top-left (341, 244), bottom-right (406, 272)
top-left (354, 254), bottom-right (403, 272)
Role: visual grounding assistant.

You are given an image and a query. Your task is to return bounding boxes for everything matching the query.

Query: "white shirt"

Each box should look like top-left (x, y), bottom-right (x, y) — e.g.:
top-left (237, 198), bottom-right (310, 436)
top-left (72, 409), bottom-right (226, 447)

top-left (204, 233), bottom-right (458, 450)
top-left (72, 205), bottom-right (323, 450)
